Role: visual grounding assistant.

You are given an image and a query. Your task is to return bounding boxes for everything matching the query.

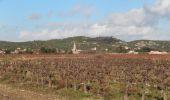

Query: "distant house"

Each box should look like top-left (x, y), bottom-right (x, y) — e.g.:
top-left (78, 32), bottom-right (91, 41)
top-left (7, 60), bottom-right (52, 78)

top-left (128, 50), bottom-right (138, 54)
top-left (11, 48), bottom-right (27, 54)
top-left (149, 51), bottom-right (168, 54)
top-left (105, 48), bottom-right (108, 52)
top-left (11, 48), bottom-right (20, 54)
top-left (91, 47), bottom-right (97, 51)
top-left (0, 50), bottom-right (5, 54)
top-left (124, 46), bottom-right (130, 50)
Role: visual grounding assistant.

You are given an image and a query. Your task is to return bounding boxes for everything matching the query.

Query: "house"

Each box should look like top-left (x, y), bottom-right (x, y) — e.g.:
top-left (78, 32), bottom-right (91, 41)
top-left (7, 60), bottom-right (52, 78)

top-left (128, 50), bottom-right (138, 54)
top-left (124, 46), bottom-right (130, 50)
top-left (0, 50), bottom-right (5, 54)
top-left (149, 51), bottom-right (168, 54)
top-left (91, 47), bottom-right (97, 51)
top-left (11, 48), bottom-right (20, 54)
top-left (105, 48), bottom-right (108, 52)
top-left (11, 48), bottom-right (27, 54)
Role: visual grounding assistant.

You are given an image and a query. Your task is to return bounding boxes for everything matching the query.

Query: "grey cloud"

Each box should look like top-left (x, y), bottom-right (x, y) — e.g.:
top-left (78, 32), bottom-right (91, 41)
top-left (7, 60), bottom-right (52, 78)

top-left (148, 0), bottom-right (170, 17)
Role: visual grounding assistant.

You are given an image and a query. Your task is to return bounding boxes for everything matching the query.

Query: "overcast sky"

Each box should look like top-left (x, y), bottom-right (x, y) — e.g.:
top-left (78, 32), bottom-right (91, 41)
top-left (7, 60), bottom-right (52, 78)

top-left (0, 0), bottom-right (170, 41)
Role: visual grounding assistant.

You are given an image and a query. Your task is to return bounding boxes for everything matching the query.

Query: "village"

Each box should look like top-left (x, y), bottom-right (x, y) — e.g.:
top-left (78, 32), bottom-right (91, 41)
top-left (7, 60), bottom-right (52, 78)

top-left (0, 42), bottom-right (168, 55)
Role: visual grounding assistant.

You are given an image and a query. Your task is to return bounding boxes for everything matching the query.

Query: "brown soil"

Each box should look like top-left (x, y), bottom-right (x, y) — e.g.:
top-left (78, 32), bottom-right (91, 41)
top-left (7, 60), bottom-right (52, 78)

top-left (0, 84), bottom-right (65, 100)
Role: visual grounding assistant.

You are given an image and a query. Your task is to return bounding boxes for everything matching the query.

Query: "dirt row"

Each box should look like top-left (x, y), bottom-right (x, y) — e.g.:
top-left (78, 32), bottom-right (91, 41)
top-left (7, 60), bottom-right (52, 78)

top-left (0, 84), bottom-right (64, 100)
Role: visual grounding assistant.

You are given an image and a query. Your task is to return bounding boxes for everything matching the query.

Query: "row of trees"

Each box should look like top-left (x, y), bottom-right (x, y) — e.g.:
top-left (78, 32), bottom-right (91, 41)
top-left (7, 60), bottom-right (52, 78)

top-left (1, 47), bottom-right (72, 54)
top-left (0, 56), bottom-right (169, 99)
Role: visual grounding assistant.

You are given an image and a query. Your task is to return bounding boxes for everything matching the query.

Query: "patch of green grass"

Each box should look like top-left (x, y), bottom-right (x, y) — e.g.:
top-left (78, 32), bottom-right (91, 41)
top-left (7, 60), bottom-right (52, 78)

top-left (56, 88), bottom-right (93, 100)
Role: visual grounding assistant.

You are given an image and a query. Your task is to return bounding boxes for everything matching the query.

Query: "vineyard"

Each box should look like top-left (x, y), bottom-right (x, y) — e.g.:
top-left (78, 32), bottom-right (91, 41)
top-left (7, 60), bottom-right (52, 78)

top-left (0, 54), bottom-right (169, 100)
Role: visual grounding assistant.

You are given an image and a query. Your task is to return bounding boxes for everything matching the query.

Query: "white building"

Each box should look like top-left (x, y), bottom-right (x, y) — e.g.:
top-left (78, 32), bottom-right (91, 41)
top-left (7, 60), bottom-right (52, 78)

top-left (91, 47), bottom-right (97, 51)
top-left (149, 51), bottom-right (168, 54)
top-left (124, 46), bottom-right (130, 50)
top-left (0, 50), bottom-right (5, 54)
top-left (128, 50), bottom-right (139, 54)
top-left (11, 48), bottom-right (27, 54)
top-left (72, 42), bottom-right (80, 54)
top-left (105, 48), bottom-right (108, 52)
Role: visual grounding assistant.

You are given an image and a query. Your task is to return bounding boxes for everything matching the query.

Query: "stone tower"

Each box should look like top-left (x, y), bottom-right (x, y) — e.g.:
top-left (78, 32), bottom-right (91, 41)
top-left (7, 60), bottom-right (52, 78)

top-left (72, 42), bottom-right (79, 54)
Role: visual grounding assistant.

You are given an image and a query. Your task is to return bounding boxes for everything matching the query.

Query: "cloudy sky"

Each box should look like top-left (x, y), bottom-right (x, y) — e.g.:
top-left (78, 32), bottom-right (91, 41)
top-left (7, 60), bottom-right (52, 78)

top-left (0, 0), bottom-right (170, 41)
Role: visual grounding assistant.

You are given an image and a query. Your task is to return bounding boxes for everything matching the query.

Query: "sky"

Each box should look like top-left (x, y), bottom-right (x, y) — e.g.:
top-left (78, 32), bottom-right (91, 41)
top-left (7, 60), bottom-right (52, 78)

top-left (0, 0), bottom-right (170, 41)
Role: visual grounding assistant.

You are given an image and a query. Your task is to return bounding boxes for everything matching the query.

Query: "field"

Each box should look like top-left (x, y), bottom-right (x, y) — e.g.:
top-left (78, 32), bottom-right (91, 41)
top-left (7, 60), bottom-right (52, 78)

top-left (0, 54), bottom-right (169, 100)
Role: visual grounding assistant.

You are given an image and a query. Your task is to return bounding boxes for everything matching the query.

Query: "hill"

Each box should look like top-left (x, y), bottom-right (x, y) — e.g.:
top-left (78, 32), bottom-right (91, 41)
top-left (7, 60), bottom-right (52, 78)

top-left (128, 40), bottom-right (170, 52)
top-left (0, 36), bottom-right (170, 53)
